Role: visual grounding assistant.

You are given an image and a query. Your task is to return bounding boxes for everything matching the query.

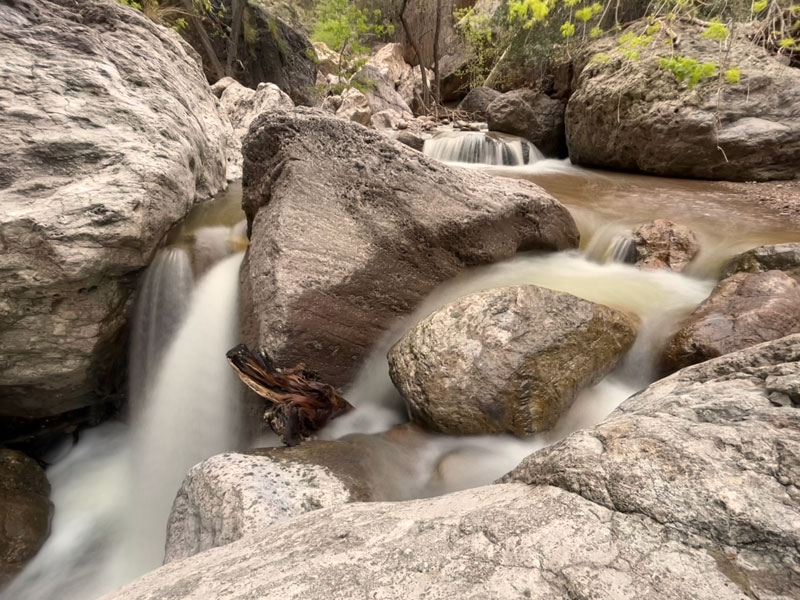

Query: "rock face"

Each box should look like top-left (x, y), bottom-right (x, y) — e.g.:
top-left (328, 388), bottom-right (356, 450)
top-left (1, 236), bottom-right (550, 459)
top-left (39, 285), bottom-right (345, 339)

top-left (486, 89), bottom-right (567, 156)
top-left (632, 219), bottom-right (700, 272)
top-left (0, 0), bottom-right (229, 434)
top-left (0, 450), bottom-right (52, 587)
top-left (106, 336), bottom-right (800, 600)
top-left (335, 88), bottom-right (372, 126)
top-left (164, 452), bottom-right (353, 564)
top-left (457, 86), bottom-right (502, 120)
top-left (663, 271), bottom-right (800, 372)
top-left (722, 243), bottom-right (800, 280)
top-left (566, 24), bottom-right (800, 180)
top-left (504, 334), bottom-right (800, 600)
top-left (219, 80), bottom-right (294, 180)
top-left (389, 286), bottom-right (637, 435)
top-left (186, 1), bottom-right (316, 105)
top-left (241, 108), bottom-right (579, 387)
top-left (362, 43), bottom-right (422, 116)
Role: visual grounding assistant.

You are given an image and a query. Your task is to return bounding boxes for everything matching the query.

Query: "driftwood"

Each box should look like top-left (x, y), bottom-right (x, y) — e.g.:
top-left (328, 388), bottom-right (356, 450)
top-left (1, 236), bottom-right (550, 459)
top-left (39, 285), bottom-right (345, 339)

top-left (226, 344), bottom-right (354, 446)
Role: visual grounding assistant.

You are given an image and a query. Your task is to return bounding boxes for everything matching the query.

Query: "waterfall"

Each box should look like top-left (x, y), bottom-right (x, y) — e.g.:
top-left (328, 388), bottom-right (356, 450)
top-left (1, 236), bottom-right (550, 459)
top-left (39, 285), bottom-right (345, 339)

top-left (119, 251), bottom-right (244, 580)
top-left (423, 131), bottom-right (544, 166)
top-left (2, 252), bottom-right (245, 600)
top-left (128, 248), bottom-right (194, 416)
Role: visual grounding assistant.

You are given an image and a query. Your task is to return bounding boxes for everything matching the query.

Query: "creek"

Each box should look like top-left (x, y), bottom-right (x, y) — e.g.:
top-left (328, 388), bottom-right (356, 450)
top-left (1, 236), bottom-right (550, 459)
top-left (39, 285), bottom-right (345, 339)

top-left (5, 134), bottom-right (799, 600)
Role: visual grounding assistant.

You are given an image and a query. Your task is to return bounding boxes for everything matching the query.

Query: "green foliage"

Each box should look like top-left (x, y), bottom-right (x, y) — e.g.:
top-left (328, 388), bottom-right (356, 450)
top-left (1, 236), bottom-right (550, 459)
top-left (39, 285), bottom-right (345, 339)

top-left (590, 51), bottom-right (612, 63)
top-left (118, 0), bottom-right (143, 9)
top-left (701, 21), bottom-right (730, 41)
top-left (311, 0), bottom-right (392, 91)
top-left (561, 21), bottom-right (576, 37)
top-left (752, 0), bottom-right (768, 13)
top-left (509, 0), bottom-right (554, 26)
top-left (659, 56), bottom-right (717, 87)
top-left (725, 67), bottom-right (742, 82)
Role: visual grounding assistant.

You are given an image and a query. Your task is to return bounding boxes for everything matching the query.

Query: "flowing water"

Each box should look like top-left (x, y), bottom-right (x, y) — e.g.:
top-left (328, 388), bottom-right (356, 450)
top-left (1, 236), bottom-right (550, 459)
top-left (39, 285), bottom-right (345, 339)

top-left (8, 134), bottom-right (800, 599)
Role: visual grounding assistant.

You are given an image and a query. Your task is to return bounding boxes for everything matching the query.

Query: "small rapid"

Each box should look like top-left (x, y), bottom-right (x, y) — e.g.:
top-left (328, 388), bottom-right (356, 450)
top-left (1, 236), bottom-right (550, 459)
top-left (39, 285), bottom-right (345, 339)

top-left (423, 130), bottom-right (544, 166)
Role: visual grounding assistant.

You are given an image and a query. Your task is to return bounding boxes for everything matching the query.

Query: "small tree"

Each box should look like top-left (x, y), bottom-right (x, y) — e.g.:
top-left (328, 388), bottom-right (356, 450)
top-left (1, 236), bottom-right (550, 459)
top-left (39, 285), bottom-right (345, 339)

top-left (312, 0), bottom-right (394, 87)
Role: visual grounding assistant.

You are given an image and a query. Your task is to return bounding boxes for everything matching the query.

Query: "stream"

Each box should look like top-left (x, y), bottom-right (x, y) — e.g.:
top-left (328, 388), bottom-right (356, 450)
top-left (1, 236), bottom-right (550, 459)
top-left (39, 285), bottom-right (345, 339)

top-left (5, 133), bottom-right (800, 600)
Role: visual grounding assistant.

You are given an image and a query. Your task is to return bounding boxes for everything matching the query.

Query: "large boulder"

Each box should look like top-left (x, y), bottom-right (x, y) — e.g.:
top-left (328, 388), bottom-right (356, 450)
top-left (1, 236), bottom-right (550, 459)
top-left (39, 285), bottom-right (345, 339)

top-left (335, 88), bottom-right (372, 126)
top-left (566, 23), bottom-right (800, 180)
top-left (0, 0), bottom-right (229, 438)
top-left (486, 89), bottom-right (567, 157)
top-left (0, 449), bottom-right (52, 587)
top-left (632, 219), bottom-right (700, 272)
top-left (721, 242), bottom-right (800, 280)
top-left (184, 1), bottom-right (316, 105)
top-left (218, 80), bottom-right (294, 180)
top-left (388, 286), bottom-right (637, 435)
top-left (504, 334), bottom-right (800, 600)
top-left (663, 270), bottom-right (800, 372)
top-left (241, 108), bottom-right (579, 388)
top-left (106, 336), bottom-right (800, 600)
top-left (457, 86), bottom-right (502, 120)
top-left (164, 451), bottom-right (354, 564)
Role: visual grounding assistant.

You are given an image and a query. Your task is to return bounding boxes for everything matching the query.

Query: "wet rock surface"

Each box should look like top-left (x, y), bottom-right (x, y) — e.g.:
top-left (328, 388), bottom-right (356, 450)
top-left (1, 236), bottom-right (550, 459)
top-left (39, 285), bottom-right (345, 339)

top-left (0, 450), bottom-right (52, 587)
top-left (107, 335), bottom-right (800, 600)
top-left (0, 0), bottom-right (229, 436)
top-left (721, 242), bottom-right (800, 280)
top-left (632, 219), bottom-right (700, 272)
top-left (567, 24), bottom-right (800, 181)
top-left (663, 270), bottom-right (800, 372)
top-left (389, 285), bottom-right (637, 435)
top-left (241, 107), bottom-right (579, 388)
top-left (486, 89), bottom-right (567, 156)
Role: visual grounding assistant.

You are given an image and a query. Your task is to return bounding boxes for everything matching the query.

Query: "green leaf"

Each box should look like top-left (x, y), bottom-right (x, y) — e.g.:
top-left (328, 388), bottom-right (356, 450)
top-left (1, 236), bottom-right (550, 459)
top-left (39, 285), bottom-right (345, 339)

top-left (752, 0), bottom-right (768, 12)
top-left (725, 68), bottom-right (741, 83)
top-left (561, 21), bottom-right (576, 38)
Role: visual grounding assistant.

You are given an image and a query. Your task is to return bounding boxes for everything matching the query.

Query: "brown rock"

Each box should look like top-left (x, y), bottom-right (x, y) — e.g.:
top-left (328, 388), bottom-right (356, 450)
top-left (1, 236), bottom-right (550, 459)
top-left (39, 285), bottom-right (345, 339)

top-left (486, 89), bottom-right (567, 157)
top-left (0, 450), bottom-right (52, 587)
top-left (663, 270), bottom-right (800, 372)
top-left (241, 108), bottom-right (579, 388)
top-left (632, 219), bottom-right (700, 272)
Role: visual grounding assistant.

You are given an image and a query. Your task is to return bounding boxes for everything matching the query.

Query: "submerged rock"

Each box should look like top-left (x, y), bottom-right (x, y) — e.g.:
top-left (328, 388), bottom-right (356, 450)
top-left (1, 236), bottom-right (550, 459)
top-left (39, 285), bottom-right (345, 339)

top-left (106, 335), bottom-right (800, 600)
top-left (567, 23), bottom-right (800, 180)
top-left (219, 80), bottom-right (294, 180)
top-left (388, 286), bottom-right (637, 435)
top-left (486, 89), bottom-right (567, 156)
top-left (0, 0), bottom-right (229, 437)
top-left (0, 450), bottom-right (52, 587)
top-left (241, 108), bottom-right (579, 388)
top-left (663, 270), bottom-right (800, 372)
top-left (721, 242), bottom-right (800, 280)
top-left (632, 219), bottom-right (700, 272)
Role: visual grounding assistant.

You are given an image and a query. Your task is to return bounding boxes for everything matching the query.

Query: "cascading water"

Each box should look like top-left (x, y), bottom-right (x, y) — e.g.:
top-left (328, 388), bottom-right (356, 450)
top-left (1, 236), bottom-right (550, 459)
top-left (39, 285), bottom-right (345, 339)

top-left (2, 248), bottom-right (244, 600)
top-left (423, 131), bottom-right (544, 166)
top-left (128, 248), bottom-right (194, 415)
top-left (119, 251), bottom-right (244, 580)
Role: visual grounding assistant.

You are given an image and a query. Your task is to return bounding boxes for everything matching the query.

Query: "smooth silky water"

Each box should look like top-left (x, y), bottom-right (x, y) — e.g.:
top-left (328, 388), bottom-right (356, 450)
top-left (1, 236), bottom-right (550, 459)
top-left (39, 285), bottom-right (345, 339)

top-left (8, 135), bottom-right (800, 599)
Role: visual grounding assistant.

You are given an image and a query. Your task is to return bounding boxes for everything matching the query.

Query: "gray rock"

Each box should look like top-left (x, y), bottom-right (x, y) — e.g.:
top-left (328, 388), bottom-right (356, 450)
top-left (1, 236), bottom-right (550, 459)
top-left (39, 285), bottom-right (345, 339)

top-left (395, 130), bottom-right (426, 151)
top-left (566, 23), bottom-right (800, 180)
top-left (486, 89), bottom-right (567, 156)
top-left (164, 452), bottom-right (353, 564)
top-left (663, 270), bottom-right (800, 372)
top-left (389, 286), bottom-right (637, 435)
top-left (105, 335), bottom-right (800, 600)
top-left (632, 219), bottom-right (700, 272)
top-left (0, 450), bottom-right (51, 587)
top-left (210, 76), bottom-right (236, 98)
top-left (505, 334), bottom-right (800, 600)
top-left (219, 81), bottom-right (293, 180)
top-left (185, 1), bottom-right (316, 105)
top-left (241, 107), bottom-right (579, 387)
top-left (721, 243), bottom-right (800, 280)
top-left (0, 0), bottom-right (229, 432)
top-left (335, 88), bottom-right (372, 126)
top-left (457, 86), bottom-right (502, 120)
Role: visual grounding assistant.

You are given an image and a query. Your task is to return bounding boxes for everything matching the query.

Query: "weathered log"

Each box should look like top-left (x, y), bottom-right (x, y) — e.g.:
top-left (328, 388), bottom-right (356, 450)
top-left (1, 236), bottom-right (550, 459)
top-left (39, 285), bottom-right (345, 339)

top-left (226, 345), bottom-right (354, 446)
